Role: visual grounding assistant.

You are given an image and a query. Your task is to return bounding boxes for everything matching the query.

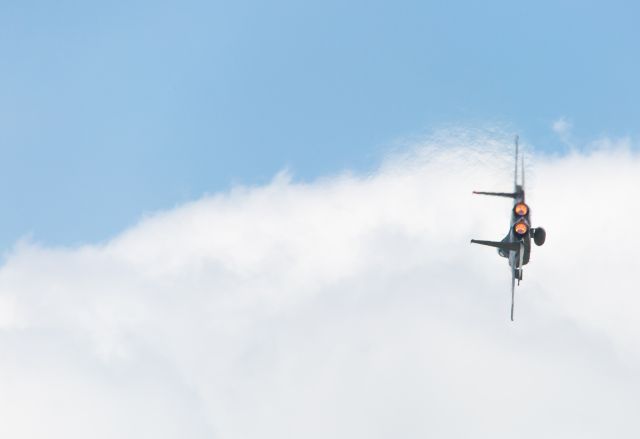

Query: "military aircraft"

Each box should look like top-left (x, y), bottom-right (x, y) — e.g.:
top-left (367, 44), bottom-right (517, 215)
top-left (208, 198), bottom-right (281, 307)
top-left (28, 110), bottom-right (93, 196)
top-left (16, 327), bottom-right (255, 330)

top-left (471, 136), bottom-right (546, 321)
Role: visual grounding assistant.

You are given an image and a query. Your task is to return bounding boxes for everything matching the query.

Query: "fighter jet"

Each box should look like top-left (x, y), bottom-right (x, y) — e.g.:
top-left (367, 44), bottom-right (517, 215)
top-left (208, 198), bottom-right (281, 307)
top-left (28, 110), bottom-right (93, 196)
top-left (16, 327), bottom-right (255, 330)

top-left (471, 136), bottom-right (546, 321)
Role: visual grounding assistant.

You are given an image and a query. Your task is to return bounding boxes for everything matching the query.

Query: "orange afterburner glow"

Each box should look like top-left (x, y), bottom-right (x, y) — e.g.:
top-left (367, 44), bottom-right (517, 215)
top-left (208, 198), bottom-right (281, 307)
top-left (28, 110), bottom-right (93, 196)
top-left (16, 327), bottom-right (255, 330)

top-left (514, 222), bottom-right (529, 235)
top-left (514, 203), bottom-right (529, 216)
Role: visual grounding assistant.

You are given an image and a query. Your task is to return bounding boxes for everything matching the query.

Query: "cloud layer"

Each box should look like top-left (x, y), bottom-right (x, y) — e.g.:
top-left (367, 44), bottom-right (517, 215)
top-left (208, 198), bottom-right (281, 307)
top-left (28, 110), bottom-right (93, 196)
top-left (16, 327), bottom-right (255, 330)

top-left (1, 131), bottom-right (639, 438)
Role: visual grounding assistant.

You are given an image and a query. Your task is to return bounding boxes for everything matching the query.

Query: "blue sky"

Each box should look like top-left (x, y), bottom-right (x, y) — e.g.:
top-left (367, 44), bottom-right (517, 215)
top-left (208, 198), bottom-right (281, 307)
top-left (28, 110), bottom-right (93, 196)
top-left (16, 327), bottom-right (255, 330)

top-left (0, 0), bottom-right (638, 249)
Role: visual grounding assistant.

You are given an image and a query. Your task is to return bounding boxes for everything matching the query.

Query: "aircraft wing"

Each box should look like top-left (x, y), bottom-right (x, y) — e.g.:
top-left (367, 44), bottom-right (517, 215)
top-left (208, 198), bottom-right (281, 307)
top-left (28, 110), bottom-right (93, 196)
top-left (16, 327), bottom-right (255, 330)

top-left (472, 191), bottom-right (517, 198)
top-left (511, 269), bottom-right (516, 321)
top-left (470, 239), bottom-right (520, 251)
top-left (471, 239), bottom-right (521, 321)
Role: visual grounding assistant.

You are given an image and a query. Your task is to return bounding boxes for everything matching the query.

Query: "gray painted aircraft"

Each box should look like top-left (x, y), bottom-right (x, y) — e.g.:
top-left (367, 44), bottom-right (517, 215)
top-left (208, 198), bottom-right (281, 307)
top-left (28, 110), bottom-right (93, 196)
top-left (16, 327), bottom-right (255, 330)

top-left (471, 136), bottom-right (546, 321)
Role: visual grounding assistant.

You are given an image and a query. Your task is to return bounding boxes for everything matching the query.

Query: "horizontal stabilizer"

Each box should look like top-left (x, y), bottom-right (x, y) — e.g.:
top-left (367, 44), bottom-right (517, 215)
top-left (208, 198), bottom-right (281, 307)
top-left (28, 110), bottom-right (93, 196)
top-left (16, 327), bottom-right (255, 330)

top-left (473, 191), bottom-right (516, 198)
top-left (470, 239), bottom-right (520, 252)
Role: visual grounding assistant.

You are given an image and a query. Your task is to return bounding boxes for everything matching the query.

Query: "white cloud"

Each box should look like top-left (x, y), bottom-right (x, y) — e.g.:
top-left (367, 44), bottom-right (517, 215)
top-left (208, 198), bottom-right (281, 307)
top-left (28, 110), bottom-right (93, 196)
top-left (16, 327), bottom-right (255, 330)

top-left (552, 117), bottom-right (572, 136)
top-left (552, 117), bottom-right (574, 149)
top-left (1, 131), bottom-right (640, 438)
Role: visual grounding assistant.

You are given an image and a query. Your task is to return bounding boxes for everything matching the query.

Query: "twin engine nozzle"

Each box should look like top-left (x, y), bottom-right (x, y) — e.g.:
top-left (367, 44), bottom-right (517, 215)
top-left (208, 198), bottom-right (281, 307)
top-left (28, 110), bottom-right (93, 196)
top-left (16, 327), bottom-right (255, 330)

top-left (513, 202), bottom-right (530, 236)
top-left (513, 202), bottom-right (529, 216)
top-left (511, 202), bottom-right (545, 245)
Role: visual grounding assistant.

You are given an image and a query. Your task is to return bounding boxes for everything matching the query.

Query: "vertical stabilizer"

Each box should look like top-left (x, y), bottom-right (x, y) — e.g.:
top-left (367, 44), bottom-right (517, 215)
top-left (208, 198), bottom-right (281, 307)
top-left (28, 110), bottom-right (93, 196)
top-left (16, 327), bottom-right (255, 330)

top-left (514, 135), bottom-right (519, 190)
top-left (521, 151), bottom-right (525, 189)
